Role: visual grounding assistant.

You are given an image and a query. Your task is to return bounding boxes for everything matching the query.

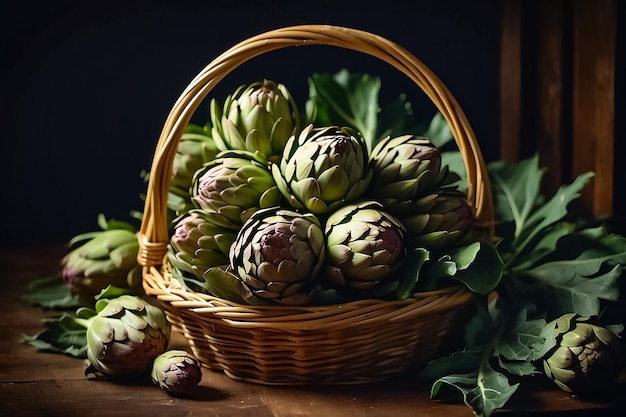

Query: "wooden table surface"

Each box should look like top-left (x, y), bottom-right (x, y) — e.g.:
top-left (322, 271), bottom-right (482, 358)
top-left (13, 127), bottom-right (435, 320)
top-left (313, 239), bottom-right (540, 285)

top-left (1, 246), bottom-right (624, 417)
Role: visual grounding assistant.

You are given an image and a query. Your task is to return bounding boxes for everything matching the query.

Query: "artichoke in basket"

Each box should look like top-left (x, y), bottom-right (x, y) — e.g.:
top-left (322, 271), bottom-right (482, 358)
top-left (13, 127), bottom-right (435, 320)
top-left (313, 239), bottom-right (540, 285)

top-left (61, 214), bottom-right (142, 303)
top-left (169, 123), bottom-right (220, 216)
top-left (85, 295), bottom-right (171, 378)
top-left (542, 313), bottom-right (623, 395)
top-left (151, 349), bottom-right (202, 397)
top-left (229, 207), bottom-right (326, 305)
top-left (210, 79), bottom-right (301, 162)
top-left (191, 150), bottom-right (282, 225)
top-left (400, 190), bottom-right (475, 251)
top-left (368, 134), bottom-right (457, 214)
top-left (323, 200), bottom-right (407, 296)
top-left (168, 209), bottom-right (239, 281)
top-left (272, 124), bottom-right (372, 215)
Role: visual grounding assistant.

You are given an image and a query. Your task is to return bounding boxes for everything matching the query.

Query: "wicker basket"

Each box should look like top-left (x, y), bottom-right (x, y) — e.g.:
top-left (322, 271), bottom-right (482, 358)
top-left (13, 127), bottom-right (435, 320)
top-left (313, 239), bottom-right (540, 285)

top-left (138, 25), bottom-right (494, 385)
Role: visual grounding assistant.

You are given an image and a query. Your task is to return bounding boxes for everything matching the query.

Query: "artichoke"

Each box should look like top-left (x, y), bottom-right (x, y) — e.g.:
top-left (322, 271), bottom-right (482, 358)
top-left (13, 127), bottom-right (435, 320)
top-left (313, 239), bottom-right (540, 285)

top-left (169, 123), bottom-right (220, 216)
top-left (210, 79), bottom-right (301, 162)
top-left (368, 134), bottom-right (449, 213)
top-left (272, 125), bottom-right (372, 215)
top-left (543, 313), bottom-right (623, 395)
top-left (323, 201), bottom-right (407, 295)
top-left (400, 190), bottom-right (475, 251)
top-left (151, 350), bottom-right (202, 396)
top-left (61, 214), bottom-right (141, 303)
top-left (191, 150), bottom-right (282, 225)
top-left (85, 295), bottom-right (171, 378)
top-left (229, 207), bottom-right (326, 305)
top-left (168, 209), bottom-right (238, 280)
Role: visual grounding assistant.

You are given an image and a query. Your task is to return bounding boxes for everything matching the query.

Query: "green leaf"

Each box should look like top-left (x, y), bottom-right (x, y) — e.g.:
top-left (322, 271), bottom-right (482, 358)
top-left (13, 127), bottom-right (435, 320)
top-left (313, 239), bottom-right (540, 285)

top-left (448, 242), bottom-right (503, 295)
top-left (422, 111), bottom-right (453, 148)
top-left (495, 308), bottom-right (551, 364)
top-left (431, 366), bottom-right (519, 417)
top-left (420, 242), bottom-right (502, 295)
top-left (307, 70), bottom-right (380, 151)
top-left (20, 313), bottom-right (92, 358)
top-left (95, 284), bottom-right (143, 300)
top-left (489, 155), bottom-right (595, 271)
top-left (421, 303), bottom-right (495, 380)
top-left (519, 257), bottom-right (622, 317)
top-left (394, 247), bottom-right (430, 299)
top-left (21, 275), bottom-right (80, 310)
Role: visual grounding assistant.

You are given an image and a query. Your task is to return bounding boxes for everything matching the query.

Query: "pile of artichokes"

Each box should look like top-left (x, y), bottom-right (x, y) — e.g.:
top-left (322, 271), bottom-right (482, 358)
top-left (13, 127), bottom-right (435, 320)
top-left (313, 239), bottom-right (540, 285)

top-left (167, 79), bottom-right (475, 306)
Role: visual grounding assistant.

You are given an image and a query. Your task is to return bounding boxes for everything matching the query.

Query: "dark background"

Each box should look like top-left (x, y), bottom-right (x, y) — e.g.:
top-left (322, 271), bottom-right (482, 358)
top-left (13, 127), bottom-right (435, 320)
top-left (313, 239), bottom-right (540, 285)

top-left (1, 0), bottom-right (613, 248)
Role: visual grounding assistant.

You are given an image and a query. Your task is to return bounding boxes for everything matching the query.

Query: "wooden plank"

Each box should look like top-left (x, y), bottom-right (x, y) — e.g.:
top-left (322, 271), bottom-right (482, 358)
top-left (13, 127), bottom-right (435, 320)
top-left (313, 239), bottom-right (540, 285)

top-left (500, 0), bottom-right (522, 162)
top-left (572, 0), bottom-right (616, 217)
top-left (536, 0), bottom-right (566, 198)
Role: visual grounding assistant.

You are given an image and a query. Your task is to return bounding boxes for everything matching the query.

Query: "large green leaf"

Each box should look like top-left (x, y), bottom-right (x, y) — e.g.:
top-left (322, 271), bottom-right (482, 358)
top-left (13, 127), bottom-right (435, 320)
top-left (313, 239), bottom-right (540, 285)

top-left (20, 313), bottom-right (92, 358)
top-left (431, 366), bottom-right (519, 417)
top-left (21, 275), bottom-right (80, 310)
top-left (419, 242), bottom-right (503, 295)
top-left (307, 70), bottom-right (380, 151)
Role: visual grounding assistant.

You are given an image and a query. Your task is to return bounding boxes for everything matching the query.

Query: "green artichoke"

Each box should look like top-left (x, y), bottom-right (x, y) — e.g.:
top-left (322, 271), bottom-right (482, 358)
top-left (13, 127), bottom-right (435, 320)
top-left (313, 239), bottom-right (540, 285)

top-left (168, 209), bottom-right (238, 280)
top-left (229, 207), bottom-right (326, 305)
top-left (543, 314), bottom-right (623, 395)
top-left (191, 150), bottom-right (282, 225)
top-left (323, 201), bottom-right (407, 295)
top-left (61, 214), bottom-right (141, 303)
top-left (210, 79), bottom-right (301, 162)
top-left (85, 295), bottom-right (171, 378)
top-left (151, 349), bottom-right (202, 396)
top-left (400, 190), bottom-right (474, 251)
top-left (272, 125), bottom-right (372, 215)
top-left (368, 134), bottom-right (448, 213)
top-left (169, 123), bottom-right (220, 216)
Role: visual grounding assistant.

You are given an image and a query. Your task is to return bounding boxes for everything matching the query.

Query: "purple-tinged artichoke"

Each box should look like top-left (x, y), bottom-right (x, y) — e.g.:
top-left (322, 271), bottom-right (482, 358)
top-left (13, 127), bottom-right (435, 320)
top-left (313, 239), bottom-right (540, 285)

top-left (84, 295), bottom-right (171, 378)
top-left (168, 209), bottom-right (238, 280)
top-left (368, 134), bottom-right (450, 213)
top-left (272, 125), bottom-right (372, 215)
top-left (61, 214), bottom-right (141, 303)
top-left (229, 207), bottom-right (326, 305)
top-left (323, 201), bottom-right (407, 295)
top-left (169, 123), bottom-right (220, 216)
top-left (542, 314), bottom-right (623, 395)
top-left (210, 79), bottom-right (301, 162)
top-left (191, 150), bottom-right (282, 225)
top-left (151, 350), bottom-right (202, 396)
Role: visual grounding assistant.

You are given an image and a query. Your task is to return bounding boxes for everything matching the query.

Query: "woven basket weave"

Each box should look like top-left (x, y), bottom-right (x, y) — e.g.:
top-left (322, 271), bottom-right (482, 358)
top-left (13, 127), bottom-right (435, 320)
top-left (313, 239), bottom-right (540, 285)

top-left (138, 25), bottom-right (494, 385)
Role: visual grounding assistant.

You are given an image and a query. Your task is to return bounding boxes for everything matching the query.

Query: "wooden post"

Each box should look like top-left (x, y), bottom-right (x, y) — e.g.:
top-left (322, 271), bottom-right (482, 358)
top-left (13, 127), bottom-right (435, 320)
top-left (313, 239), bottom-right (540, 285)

top-left (500, 0), bottom-right (522, 163)
top-left (572, 0), bottom-right (615, 218)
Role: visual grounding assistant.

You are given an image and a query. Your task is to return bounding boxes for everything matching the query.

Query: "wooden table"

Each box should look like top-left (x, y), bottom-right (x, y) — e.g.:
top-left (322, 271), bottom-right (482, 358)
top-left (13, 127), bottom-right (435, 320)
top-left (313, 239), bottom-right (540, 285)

top-left (1, 246), bottom-right (624, 417)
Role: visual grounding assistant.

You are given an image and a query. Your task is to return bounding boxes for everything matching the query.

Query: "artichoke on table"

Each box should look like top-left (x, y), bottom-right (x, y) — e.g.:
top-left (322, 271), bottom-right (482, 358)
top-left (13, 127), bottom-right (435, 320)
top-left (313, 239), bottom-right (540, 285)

top-left (542, 313), bottom-right (623, 395)
top-left (151, 349), bottom-right (203, 396)
top-left (85, 295), bottom-right (171, 378)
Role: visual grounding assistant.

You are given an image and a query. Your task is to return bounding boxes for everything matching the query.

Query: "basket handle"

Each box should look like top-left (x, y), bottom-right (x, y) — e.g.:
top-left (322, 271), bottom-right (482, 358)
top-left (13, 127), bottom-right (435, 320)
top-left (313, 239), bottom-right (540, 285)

top-left (137, 24), bottom-right (494, 267)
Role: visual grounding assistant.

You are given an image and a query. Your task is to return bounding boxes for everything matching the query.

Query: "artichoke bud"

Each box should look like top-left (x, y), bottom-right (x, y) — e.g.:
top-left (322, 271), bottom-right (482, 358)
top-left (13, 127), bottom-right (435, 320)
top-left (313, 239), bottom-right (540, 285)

top-left (85, 295), bottom-right (171, 378)
top-left (229, 207), bottom-right (326, 305)
top-left (169, 123), bottom-right (220, 215)
top-left (543, 314), bottom-right (623, 395)
top-left (61, 217), bottom-right (142, 302)
top-left (323, 201), bottom-right (407, 295)
top-left (168, 209), bottom-right (239, 280)
top-left (151, 349), bottom-right (202, 396)
top-left (191, 150), bottom-right (282, 225)
top-left (210, 80), bottom-right (300, 162)
top-left (272, 124), bottom-right (372, 215)
top-left (368, 135), bottom-right (442, 211)
top-left (400, 190), bottom-right (474, 251)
